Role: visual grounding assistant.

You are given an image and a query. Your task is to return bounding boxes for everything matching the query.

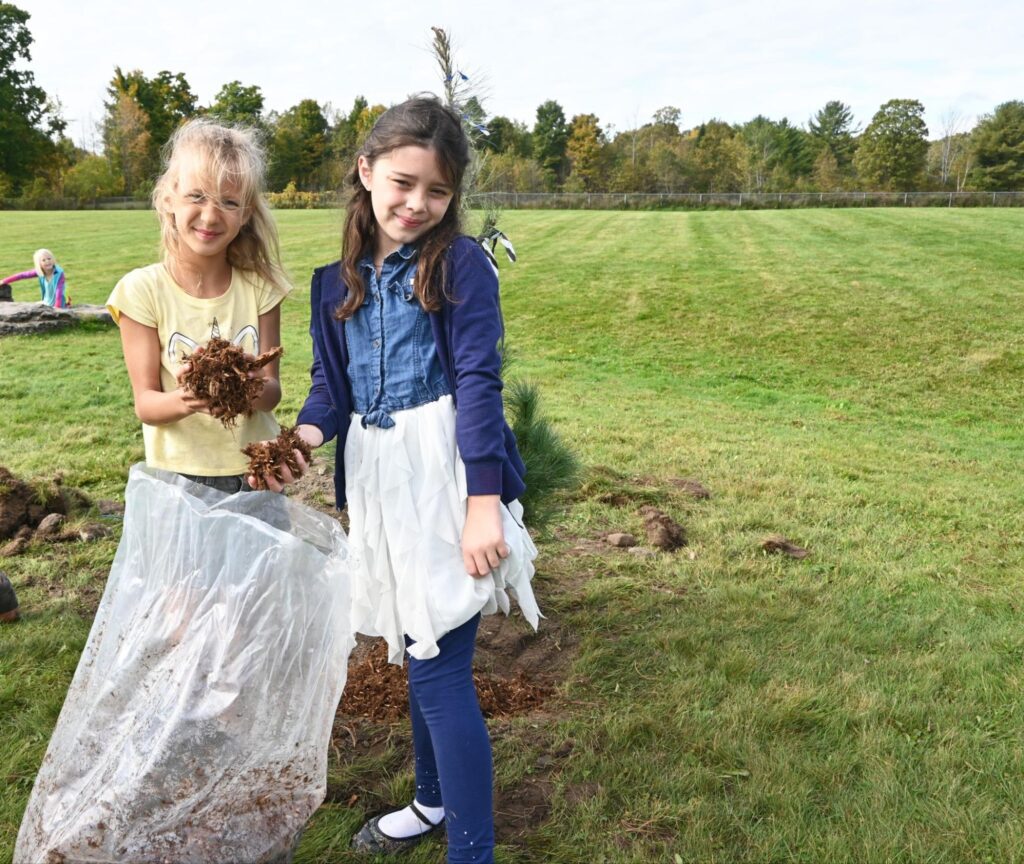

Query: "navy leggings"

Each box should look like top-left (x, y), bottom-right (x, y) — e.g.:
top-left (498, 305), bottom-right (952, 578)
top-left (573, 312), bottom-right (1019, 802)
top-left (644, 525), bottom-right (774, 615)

top-left (406, 613), bottom-right (494, 864)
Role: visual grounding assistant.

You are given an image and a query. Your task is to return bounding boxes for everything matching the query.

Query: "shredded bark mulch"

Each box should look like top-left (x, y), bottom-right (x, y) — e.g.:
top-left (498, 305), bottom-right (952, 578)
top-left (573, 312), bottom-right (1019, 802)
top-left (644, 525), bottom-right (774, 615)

top-left (339, 639), bottom-right (553, 724)
top-left (242, 427), bottom-right (313, 491)
top-left (181, 338), bottom-right (283, 428)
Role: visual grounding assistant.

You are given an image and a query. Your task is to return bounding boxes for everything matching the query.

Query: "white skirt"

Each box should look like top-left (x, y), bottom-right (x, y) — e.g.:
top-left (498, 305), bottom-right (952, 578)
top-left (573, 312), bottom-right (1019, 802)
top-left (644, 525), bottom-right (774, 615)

top-left (345, 394), bottom-right (541, 663)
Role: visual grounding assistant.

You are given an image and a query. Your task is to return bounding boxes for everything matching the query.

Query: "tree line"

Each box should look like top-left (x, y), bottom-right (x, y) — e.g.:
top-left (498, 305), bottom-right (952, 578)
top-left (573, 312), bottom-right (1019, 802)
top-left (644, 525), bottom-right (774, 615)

top-left (3, 3), bottom-right (1024, 204)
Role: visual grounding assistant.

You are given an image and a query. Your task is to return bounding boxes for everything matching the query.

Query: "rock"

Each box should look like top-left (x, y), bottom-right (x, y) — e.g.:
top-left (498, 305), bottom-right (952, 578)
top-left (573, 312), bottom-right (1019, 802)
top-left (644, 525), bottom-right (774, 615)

top-left (628, 546), bottom-right (657, 559)
top-left (0, 536), bottom-right (29, 557)
top-left (0, 302), bottom-right (113, 337)
top-left (78, 523), bottom-right (112, 542)
top-left (96, 499), bottom-right (125, 516)
top-left (606, 532), bottom-right (637, 548)
top-left (639, 506), bottom-right (687, 551)
top-left (761, 535), bottom-right (809, 559)
top-left (34, 513), bottom-right (66, 538)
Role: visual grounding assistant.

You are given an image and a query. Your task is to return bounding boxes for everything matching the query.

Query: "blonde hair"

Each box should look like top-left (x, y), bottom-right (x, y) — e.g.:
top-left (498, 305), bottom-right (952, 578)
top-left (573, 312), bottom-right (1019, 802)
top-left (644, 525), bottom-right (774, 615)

top-left (152, 118), bottom-right (288, 294)
top-left (33, 248), bottom-right (55, 276)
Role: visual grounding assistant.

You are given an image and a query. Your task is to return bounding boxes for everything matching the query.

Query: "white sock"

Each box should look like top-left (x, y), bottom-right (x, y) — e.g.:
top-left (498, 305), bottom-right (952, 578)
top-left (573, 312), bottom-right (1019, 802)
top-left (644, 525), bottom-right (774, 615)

top-left (378, 800), bottom-right (445, 839)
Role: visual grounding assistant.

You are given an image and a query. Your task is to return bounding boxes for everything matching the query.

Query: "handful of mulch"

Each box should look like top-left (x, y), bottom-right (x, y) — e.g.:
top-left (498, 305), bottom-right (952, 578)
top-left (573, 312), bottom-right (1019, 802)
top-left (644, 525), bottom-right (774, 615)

top-left (243, 426), bottom-right (313, 490)
top-left (181, 338), bottom-right (283, 428)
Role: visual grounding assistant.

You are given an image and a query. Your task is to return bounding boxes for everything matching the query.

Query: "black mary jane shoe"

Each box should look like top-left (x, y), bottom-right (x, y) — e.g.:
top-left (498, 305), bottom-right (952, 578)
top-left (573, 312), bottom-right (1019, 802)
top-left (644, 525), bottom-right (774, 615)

top-left (351, 801), bottom-right (445, 855)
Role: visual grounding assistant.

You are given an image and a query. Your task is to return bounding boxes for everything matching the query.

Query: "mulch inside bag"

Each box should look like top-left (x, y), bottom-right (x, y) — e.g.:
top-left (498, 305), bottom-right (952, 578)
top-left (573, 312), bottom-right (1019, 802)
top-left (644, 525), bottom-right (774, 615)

top-left (15, 465), bottom-right (354, 864)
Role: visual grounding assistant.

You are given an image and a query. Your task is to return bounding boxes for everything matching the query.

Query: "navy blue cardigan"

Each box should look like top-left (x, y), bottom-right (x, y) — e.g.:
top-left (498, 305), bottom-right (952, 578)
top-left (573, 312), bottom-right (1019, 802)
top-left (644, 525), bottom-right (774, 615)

top-left (295, 235), bottom-right (527, 510)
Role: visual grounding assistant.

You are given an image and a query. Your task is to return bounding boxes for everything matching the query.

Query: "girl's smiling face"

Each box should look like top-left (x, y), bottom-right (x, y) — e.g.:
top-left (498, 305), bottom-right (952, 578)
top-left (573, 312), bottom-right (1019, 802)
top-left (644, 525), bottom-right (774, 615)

top-left (358, 146), bottom-right (454, 261)
top-left (37, 252), bottom-right (55, 275)
top-left (170, 168), bottom-right (247, 265)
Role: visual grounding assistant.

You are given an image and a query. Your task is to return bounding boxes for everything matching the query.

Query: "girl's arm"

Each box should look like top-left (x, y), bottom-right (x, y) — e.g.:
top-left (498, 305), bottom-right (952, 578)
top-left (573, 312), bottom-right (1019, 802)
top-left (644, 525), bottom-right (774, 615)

top-left (118, 314), bottom-right (211, 424)
top-left (250, 304), bottom-right (282, 413)
top-left (1, 270), bottom-right (39, 285)
top-left (448, 240), bottom-right (512, 577)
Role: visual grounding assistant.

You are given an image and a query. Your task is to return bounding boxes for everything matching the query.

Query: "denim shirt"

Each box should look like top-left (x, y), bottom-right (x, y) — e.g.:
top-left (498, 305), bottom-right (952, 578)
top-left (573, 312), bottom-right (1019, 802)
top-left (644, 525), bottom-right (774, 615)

top-left (345, 244), bottom-right (451, 429)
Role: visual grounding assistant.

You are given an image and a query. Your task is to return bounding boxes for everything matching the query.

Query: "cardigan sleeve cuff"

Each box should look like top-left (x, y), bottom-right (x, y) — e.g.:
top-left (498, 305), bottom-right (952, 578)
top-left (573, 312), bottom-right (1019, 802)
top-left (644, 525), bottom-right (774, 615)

top-left (463, 460), bottom-right (503, 497)
top-left (295, 405), bottom-right (338, 444)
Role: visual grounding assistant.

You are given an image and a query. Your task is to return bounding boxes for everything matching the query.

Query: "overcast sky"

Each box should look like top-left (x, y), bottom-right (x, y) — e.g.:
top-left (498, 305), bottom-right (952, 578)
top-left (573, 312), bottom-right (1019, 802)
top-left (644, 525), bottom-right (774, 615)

top-left (21, 0), bottom-right (1022, 149)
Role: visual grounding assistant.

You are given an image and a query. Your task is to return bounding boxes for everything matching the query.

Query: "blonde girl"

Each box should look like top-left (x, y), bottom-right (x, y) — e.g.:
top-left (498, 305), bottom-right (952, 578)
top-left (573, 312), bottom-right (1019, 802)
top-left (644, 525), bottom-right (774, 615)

top-left (1, 248), bottom-right (70, 307)
top-left (107, 118), bottom-right (290, 490)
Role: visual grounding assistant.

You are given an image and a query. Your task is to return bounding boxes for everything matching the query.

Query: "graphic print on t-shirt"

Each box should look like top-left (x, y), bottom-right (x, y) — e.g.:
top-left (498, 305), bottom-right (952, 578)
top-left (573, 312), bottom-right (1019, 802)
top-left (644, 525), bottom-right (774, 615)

top-left (166, 317), bottom-right (259, 363)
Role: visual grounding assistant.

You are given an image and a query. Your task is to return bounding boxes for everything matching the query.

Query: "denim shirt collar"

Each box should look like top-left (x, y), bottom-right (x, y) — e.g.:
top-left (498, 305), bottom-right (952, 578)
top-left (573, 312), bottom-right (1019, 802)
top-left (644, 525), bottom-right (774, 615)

top-left (358, 242), bottom-right (418, 274)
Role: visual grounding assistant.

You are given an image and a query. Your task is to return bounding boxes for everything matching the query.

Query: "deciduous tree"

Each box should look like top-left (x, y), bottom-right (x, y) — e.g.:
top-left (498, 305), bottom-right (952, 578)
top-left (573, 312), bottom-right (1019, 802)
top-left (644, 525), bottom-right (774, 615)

top-left (852, 99), bottom-right (928, 190)
top-left (63, 154), bottom-right (121, 200)
top-left (694, 120), bottom-right (748, 192)
top-left (565, 113), bottom-right (605, 191)
top-left (208, 81), bottom-right (264, 127)
top-left (0, 3), bottom-right (64, 193)
top-left (103, 92), bottom-right (150, 195)
top-left (268, 99), bottom-right (329, 190)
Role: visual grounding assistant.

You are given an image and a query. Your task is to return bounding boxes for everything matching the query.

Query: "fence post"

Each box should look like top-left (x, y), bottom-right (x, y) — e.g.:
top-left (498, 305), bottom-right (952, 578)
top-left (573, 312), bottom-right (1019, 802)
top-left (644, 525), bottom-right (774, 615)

top-left (904, 192), bottom-right (908, 205)
top-left (948, 192), bottom-right (953, 207)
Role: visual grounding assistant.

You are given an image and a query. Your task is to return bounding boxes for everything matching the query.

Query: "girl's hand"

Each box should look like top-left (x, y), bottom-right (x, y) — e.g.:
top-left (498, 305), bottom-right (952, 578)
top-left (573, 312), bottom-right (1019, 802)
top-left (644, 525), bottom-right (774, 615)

top-left (462, 495), bottom-right (510, 578)
top-left (174, 354), bottom-right (213, 417)
top-left (246, 424), bottom-right (323, 492)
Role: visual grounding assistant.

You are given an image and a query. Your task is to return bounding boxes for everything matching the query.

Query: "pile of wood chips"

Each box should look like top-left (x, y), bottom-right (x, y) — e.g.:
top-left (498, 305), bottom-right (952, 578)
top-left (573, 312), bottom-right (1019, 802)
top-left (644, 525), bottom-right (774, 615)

top-left (339, 640), bottom-right (553, 723)
top-left (243, 427), bottom-right (313, 490)
top-left (181, 338), bottom-right (283, 428)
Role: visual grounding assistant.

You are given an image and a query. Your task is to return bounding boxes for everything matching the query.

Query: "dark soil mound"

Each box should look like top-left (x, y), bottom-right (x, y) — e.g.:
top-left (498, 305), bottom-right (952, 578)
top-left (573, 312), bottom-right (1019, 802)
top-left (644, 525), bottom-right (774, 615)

top-left (0, 467), bottom-right (67, 540)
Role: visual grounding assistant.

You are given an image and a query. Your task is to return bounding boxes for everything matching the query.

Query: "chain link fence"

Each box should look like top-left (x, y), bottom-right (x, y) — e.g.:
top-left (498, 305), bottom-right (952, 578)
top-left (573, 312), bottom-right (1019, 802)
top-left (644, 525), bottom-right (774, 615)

top-left (467, 191), bottom-right (1024, 210)
top-left (4, 190), bottom-right (1024, 212)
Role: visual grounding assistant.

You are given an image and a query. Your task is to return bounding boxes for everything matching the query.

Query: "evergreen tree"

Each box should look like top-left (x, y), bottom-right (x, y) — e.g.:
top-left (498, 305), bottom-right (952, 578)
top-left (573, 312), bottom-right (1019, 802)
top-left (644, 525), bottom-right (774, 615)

top-left (533, 100), bottom-right (569, 189)
top-left (808, 100), bottom-right (858, 169)
top-left (970, 101), bottom-right (1024, 190)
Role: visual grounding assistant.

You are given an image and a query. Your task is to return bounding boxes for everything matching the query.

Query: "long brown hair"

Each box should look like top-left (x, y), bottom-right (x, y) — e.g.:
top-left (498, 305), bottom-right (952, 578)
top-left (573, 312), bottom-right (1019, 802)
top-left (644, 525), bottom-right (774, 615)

top-left (336, 95), bottom-right (470, 320)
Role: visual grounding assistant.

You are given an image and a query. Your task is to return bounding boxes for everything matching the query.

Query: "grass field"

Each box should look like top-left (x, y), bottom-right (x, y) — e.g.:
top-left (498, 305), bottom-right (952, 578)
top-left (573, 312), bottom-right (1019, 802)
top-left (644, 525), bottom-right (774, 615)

top-left (2, 208), bottom-right (1024, 863)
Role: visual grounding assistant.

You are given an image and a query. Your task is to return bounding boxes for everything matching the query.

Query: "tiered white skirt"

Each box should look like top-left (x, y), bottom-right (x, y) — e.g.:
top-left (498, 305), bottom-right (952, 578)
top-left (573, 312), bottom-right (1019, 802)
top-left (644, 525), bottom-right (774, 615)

top-left (344, 395), bottom-right (541, 663)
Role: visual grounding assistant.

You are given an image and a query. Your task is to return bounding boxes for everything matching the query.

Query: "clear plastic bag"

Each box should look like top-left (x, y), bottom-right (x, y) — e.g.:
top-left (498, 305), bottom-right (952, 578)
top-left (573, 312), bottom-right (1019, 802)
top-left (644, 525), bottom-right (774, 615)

top-left (15, 464), bottom-right (354, 864)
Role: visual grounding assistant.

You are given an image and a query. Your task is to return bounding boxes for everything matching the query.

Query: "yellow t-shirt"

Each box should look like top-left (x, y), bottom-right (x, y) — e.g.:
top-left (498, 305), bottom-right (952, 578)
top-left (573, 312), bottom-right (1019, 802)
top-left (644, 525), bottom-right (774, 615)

top-left (107, 263), bottom-right (290, 476)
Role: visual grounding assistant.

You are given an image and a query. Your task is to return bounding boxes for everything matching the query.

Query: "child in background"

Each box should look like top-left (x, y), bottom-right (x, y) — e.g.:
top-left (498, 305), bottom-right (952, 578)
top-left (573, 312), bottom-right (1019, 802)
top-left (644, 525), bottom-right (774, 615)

top-left (1, 248), bottom-right (71, 307)
top-left (107, 119), bottom-right (290, 491)
top-left (250, 95), bottom-right (540, 863)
